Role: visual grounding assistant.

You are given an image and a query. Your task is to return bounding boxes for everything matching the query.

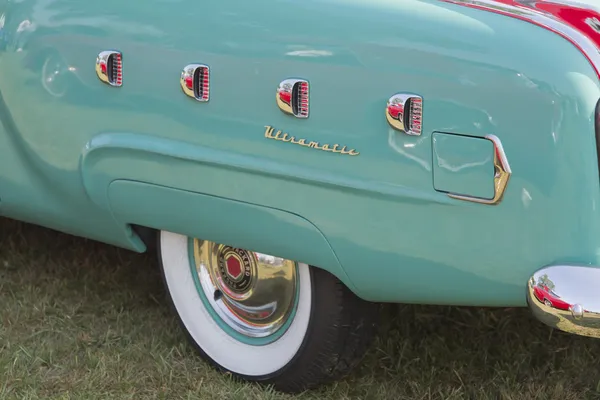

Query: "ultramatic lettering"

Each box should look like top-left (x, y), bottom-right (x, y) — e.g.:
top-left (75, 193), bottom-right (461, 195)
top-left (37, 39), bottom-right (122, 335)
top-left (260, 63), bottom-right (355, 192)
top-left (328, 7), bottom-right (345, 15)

top-left (263, 125), bottom-right (359, 156)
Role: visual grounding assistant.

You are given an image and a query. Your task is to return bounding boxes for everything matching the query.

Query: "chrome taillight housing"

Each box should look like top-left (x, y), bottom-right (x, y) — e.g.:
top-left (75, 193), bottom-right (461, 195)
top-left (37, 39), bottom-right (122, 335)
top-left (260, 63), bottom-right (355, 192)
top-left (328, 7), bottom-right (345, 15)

top-left (276, 79), bottom-right (309, 118)
top-left (95, 50), bottom-right (123, 87)
top-left (180, 64), bottom-right (210, 102)
top-left (386, 93), bottom-right (423, 136)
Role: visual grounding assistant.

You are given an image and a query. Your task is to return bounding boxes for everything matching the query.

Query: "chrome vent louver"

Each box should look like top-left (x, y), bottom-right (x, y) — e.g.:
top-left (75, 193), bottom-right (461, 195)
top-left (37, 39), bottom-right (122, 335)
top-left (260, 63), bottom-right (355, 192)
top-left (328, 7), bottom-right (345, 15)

top-left (180, 64), bottom-right (210, 102)
top-left (96, 50), bottom-right (123, 87)
top-left (277, 79), bottom-right (309, 118)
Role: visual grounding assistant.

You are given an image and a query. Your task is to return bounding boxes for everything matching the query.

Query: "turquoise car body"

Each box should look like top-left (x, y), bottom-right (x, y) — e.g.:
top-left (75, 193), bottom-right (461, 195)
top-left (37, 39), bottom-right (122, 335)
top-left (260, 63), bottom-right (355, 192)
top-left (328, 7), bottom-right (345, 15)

top-left (1, 0), bottom-right (599, 308)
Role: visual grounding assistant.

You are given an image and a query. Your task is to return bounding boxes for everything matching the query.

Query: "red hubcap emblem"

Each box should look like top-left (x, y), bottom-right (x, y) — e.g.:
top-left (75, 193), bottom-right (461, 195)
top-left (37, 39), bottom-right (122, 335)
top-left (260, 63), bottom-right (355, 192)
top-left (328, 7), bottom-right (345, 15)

top-left (218, 247), bottom-right (253, 293)
top-left (225, 255), bottom-right (242, 280)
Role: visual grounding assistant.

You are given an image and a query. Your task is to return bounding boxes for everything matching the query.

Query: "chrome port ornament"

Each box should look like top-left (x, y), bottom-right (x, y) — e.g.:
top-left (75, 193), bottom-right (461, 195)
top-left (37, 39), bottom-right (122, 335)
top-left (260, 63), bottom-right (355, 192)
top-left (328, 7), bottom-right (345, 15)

top-left (95, 50), bottom-right (122, 87)
top-left (276, 79), bottom-right (309, 118)
top-left (180, 64), bottom-right (210, 102)
top-left (447, 135), bottom-right (511, 206)
top-left (386, 93), bottom-right (423, 135)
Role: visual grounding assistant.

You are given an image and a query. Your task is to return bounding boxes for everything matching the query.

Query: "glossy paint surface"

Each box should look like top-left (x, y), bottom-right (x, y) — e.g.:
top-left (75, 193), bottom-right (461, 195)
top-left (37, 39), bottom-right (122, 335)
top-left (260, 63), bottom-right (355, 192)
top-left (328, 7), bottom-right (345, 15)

top-left (432, 132), bottom-right (495, 199)
top-left (444, 0), bottom-right (600, 77)
top-left (0, 0), bottom-right (600, 305)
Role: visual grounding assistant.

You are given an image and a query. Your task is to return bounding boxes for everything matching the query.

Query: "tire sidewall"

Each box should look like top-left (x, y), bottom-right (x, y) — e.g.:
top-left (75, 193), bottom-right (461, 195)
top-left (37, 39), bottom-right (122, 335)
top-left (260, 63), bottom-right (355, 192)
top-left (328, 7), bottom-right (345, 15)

top-left (158, 230), bottom-right (315, 380)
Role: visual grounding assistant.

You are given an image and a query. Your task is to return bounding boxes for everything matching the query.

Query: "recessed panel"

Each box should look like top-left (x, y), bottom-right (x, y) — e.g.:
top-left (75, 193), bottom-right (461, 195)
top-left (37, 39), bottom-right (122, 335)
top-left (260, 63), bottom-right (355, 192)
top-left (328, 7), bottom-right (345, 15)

top-left (432, 132), bottom-right (495, 200)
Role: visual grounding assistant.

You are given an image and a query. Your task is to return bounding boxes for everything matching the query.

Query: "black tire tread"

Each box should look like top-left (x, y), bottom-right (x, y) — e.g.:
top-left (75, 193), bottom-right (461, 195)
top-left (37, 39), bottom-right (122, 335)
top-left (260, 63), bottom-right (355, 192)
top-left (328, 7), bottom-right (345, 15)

top-left (265, 267), bottom-right (380, 393)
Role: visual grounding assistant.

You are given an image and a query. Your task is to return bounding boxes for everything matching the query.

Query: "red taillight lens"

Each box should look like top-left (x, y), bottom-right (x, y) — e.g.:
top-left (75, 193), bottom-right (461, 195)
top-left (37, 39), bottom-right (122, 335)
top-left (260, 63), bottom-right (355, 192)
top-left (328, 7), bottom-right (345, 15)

top-left (408, 97), bottom-right (422, 136)
top-left (113, 53), bottom-right (122, 86)
top-left (197, 66), bottom-right (209, 101)
top-left (297, 81), bottom-right (309, 118)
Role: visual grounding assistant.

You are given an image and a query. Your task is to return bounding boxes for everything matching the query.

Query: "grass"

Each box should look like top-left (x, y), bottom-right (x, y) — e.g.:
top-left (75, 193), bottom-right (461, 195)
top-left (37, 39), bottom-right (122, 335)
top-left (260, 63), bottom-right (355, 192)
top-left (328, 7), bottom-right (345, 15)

top-left (2, 217), bottom-right (600, 399)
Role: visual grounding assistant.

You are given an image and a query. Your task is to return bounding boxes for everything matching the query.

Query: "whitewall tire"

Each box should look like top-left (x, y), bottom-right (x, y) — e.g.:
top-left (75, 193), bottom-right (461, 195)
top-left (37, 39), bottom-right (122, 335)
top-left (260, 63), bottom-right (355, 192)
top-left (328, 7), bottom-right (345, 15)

top-left (157, 230), bottom-right (379, 392)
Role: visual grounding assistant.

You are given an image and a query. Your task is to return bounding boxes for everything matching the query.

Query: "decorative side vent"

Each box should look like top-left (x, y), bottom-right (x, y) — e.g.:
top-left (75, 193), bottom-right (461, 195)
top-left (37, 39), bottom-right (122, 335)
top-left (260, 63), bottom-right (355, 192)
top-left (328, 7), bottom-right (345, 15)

top-left (386, 93), bottom-right (423, 136)
top-left (95, 51), bottom-right (122, 87)
top-left (276, 79), bottom-right (309, 118)
top-left (180, 64), bottom-right (210, 102)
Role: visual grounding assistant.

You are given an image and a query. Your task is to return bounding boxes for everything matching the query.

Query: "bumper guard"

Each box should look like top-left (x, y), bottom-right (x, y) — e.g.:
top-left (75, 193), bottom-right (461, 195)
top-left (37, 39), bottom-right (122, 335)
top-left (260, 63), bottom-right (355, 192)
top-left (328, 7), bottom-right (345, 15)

top-left (527, 265), bottom-right (600, 338)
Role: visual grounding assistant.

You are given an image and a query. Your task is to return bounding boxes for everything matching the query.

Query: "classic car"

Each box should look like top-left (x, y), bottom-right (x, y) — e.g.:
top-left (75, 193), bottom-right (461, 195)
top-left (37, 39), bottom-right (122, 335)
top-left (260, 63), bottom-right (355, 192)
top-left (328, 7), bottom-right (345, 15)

top-left (2, 0), bottom-right (600, 394)
top-left (533, 284), bottom-right (572, 310)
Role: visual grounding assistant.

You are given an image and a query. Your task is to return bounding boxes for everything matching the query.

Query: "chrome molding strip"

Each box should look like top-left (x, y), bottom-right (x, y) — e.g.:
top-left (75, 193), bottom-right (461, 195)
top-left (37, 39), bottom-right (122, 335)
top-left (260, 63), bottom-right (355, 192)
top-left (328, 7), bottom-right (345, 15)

top-left (440, 0), bottom-right (600, 77)
top-left (447, 134), bottom-right (512, 205)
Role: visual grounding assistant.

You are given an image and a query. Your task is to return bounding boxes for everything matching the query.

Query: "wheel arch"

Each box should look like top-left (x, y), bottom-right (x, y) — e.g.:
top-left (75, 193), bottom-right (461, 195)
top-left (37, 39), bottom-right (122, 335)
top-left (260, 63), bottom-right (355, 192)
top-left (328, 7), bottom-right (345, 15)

top-left (105, 179), bottom-right (359, 296)
top-left (80, 132), bottom-right (364, 297)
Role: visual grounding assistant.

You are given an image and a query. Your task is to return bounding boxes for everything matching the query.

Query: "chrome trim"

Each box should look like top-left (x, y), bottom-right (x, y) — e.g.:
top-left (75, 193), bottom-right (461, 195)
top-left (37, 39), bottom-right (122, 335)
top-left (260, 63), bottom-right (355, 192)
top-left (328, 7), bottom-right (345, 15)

top-left (193, 239), bottom-right (298, 338)
top-left (447, 134), bottom-right (511, 205)
top-left (95, 50), bottom-right (122, 87)
top-left (264, 125), bottom-right (360, 156)
top-left (441, 0), bottom-right (600, 77)
top-left (180, 64), bottom-right (210, 102)
top-left (527, 265), bottom-right (600, 339)
top-left (586, 17), bottom-right (600, 33)
top-left (276, 78), bottom-right (309, 118)
top-left (386, 93), bottom-right (423, 136)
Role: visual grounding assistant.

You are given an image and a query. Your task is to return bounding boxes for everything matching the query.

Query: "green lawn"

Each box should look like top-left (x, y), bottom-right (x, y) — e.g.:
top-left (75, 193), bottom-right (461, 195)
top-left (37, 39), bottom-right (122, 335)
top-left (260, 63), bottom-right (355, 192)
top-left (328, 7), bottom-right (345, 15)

top-left (1, 217), bottom-right (600, 400)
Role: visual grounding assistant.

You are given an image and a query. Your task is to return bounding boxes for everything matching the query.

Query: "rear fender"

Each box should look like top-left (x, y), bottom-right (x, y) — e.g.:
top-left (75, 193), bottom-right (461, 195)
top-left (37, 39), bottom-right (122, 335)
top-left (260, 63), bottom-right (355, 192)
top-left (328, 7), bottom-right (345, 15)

top-left (107, 180), bottom-right (355, 293)
top-left (81, 134), bottom-right (355, 292)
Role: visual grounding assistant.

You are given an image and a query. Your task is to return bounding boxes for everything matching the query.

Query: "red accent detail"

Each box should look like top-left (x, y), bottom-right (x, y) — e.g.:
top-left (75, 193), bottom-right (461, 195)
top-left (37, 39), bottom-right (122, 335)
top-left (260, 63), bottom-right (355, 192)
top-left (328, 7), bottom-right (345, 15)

top-left (495, 144), bottom-right (503, 162)
top-left (100, 62), bottom-right (107, 75)
top-left (279, 90), bottom-right (292, 105)
top-left (199, 67), bottom-right (209, 100)
top-left (299, 81), bottom-right (309, 116)
top-left (410, 98), bottom-right (423, 134)
top-left (225, 256), bottom-right (242, 279)
top-left (441, 0), bottom-right (600, 78)
top-left (185, 76), bottom-right (193, 90)
top-left (114, 53), bottom-right (122, 85)
top-left (387, 103), bottom-right (404, 119)
top-left (532, 284), bottom-right (572, 310)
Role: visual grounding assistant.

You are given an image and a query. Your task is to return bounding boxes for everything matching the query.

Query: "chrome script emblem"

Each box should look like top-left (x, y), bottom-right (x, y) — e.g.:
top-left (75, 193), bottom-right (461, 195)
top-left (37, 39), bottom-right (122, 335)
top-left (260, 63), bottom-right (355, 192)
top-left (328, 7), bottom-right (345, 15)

top-left (264, 125), bottom-right (359, 156)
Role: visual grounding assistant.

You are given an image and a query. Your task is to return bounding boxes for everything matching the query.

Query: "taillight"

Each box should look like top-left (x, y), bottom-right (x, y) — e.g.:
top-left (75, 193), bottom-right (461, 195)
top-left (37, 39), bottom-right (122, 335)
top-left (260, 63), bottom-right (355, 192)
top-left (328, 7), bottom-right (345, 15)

top-left (95, 50), bottom-right (123, 87)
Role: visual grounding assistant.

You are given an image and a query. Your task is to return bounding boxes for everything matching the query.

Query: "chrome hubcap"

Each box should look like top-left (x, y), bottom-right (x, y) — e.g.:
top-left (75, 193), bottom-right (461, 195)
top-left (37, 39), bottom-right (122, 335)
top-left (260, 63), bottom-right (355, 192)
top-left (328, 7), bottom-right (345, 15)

top-left (192, 239), bottom-right (299, 338)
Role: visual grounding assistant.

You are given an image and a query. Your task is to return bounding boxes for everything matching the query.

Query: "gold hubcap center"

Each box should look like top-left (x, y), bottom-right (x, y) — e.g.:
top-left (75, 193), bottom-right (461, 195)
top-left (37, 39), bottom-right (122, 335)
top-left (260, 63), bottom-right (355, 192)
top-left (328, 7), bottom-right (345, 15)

top-left (193, 239), bottom-right (298, 338)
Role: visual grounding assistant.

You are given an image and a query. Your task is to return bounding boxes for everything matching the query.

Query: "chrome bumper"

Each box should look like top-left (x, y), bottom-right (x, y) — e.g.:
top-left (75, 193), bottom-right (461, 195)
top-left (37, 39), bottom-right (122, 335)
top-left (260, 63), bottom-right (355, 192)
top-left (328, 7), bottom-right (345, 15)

top-left (527, 265), bottom-right (600, 338)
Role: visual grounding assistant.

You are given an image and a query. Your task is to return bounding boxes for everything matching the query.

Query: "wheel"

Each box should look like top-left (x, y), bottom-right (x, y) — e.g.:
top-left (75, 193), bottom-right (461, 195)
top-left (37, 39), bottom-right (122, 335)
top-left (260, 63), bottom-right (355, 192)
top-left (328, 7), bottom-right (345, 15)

top-left (544, 299), bottom-right (552, 307)
top-left (157, 230), bottom-right (379, 393)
